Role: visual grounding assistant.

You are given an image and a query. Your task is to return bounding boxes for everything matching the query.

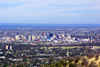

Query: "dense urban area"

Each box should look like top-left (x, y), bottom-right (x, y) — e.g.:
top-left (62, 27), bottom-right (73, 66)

top-left (0, 27), bottom-right (100, 67)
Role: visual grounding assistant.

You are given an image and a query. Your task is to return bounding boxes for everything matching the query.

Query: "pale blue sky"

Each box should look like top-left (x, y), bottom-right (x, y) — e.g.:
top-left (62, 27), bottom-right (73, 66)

top-left (0, 0), bottom-right (100, 24)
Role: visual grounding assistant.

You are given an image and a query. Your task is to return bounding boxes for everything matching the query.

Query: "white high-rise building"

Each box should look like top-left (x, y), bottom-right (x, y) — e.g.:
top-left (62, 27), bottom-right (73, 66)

top-left (62, 34), bottom-right (65, 38)
top-left (67, 34), bottom-right (71, 39)
top-left (32, 35), bottom-right (35, 41)
top-left (21, 35), bottom-right (25, 40)
top-left (6, 45), bottom-right (8, 50)
top-left (28, 35), bottom-right (32, 41)
top-left (10, 46), bottom-right (12, 50)
top-left (6, 45), bottom-right (12, 50)
top-left (15, 35), bottom-right (20, 40)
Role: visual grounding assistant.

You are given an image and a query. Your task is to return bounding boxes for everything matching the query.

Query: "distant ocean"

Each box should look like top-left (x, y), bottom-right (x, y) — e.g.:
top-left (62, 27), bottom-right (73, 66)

top-left (0, 23), bottom-right (100, 28)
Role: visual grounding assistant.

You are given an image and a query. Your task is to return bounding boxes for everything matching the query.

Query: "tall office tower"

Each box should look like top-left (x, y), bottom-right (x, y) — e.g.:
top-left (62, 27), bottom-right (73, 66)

top-left (6, 45), bottom-right (12, 50)
top-left (90, 36), bottom-right (93, 40)
top-left (67, 34), bottom-right (71, 39)
top-left (21, 35), bottom-right (25, 40)
top-left (53, 35), bottom-right (56, 38)
top-left (36, 36), bottom-right (40, 40)
top-left (62, 34), bottom-right (65, 38)
top-left (15, 35), bottom-right (20, 41)
top-left (56, 34), bottom-right (58, 39)
top-left (10, 46), bottom-right (12, 50)
top-left (73, 37), bottom-right (76, 40)
top-left (6, 37), bottom-right (10, 41)
top-left (88, 38), bottom-right (90, 40)
top-left (28, 35), bottom-right (32, 41)
top-left (49, 33), bottom-right (53, 37)
top-left (32, 35), bottom-right (35, 41)
top-left (57, 34), bottom-right (61, 39)
top-left (11, 38), bottom-right (15, 41)
top-left (42, 31), bottom-right (46, 37)
top-left (6, 45), bottom-right (8, 50)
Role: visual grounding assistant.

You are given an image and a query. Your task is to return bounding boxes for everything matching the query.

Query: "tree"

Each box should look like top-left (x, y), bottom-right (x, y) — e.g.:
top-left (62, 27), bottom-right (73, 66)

top-left (55, 62), bottom-right (63, 67)
top-left (81, 58), bottom-right (88, 66)
top-left (59, 60), bottom-right (68, 67)
top-left (4, 65), bottom-right (9, 67)
top-left (17, 65), bottom-right (24, 67)
top-left (69, 63), bottom-right (76, 67)
top-left (68, 57), bottom-right (75, 63)
top-left (75, 58), bottom-right (80, 63)
top-left (86, 52), bottom-right (95, 59)
top-left (59, 60), bottom-right (65, 65)
top-left (89, 61), bottom-right (97, 67)
top-left (63, 62), bottom-right (68, 67)
top-left (95, 54), bottom-right (99, 60)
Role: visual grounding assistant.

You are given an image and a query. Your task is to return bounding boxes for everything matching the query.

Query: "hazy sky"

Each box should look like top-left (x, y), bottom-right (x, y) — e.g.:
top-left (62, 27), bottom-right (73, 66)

top-left (0, 0), bottom-right (100, 24)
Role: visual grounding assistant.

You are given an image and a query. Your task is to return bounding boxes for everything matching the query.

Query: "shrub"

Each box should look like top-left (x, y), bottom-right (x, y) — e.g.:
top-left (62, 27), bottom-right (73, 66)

top-left (63, 62), bottom-right (68, 67)
top-left (86, 52), bottom-right (95, 59)
top-left (95, 54), bottom-right (99, 60)
top-left (17, 65), bottom-right (24, 67)
top-left (81, 62), bottom-right (85, 66)
top-left (59, 60), bottom-right (65, 65)
top-left (89, 61), bottom-right (97, 67)
top-left (81, 58), bottom-right (88, 66)
top-left (55, 60), bottom-right (68, 67)
top-left (68, 57), bottom-right (75, 63)
top-left (75, 58), bottom-right (80, 63)
top-left (75, 55), bottom-right (81, 59)
top-left (79, 66), bottom-right (82, 67)
top-left (69, 63), bottom-right (76, 67)
top-left (55, 62), bottom-right (63, 67)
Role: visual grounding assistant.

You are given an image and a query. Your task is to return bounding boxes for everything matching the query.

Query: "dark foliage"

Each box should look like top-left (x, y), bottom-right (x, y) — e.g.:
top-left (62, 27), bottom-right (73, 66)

top-left (55, 60), bottom-right (68, 67)
top-left (75, 57), bottom-right (80, 63)
top-left (95, 54), bottom-right (99, 60)
top-left (75, 55), bottom-right (81, 59)
top-left (55, 62), bottom-right (63, 67)
top-left (68, 57), bottom-right (75, 63)
top-left (89, 61), bottom-right (97, 67)
top-left (81, 58), bottom-right (88, 66)
top-left (86, 52), bottom-right (95, 59)
top-left (17, 65), bottom-right (24, 67)
top-left (63, 62), bottom-right (68, 67)
top-left (69, 63), bottom-right (76, 67)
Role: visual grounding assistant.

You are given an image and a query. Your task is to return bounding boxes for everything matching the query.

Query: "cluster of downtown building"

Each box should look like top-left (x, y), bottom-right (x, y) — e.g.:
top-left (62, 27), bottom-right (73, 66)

top-left (0, 31), bottom-right (98, 45)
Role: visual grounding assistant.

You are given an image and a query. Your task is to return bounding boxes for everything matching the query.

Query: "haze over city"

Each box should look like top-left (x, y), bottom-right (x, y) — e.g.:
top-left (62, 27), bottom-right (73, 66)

top-left (0, 0), bottom-right (100, 24)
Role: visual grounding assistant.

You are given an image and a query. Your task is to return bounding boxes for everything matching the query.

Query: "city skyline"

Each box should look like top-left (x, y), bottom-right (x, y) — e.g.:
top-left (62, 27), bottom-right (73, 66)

top-left (0, 0), bottom-right (100, 24)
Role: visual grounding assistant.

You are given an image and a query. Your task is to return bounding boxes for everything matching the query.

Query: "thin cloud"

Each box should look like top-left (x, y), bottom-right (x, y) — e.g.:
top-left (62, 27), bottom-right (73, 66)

top-left (0, 0), bottom-right (100, 23)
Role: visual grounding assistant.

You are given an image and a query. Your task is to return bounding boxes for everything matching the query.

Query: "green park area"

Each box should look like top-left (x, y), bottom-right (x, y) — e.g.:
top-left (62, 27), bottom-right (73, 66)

top-left (40, 46), bottom-right (84, 49)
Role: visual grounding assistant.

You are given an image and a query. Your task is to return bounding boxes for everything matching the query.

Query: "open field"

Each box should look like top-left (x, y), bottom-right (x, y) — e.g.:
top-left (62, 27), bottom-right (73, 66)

top-left (40, 46), bottom-right (100, 49)
top-left (93, 46), bottom-right (100, 49)
top-left (41, 46), bottom-right (84, 49)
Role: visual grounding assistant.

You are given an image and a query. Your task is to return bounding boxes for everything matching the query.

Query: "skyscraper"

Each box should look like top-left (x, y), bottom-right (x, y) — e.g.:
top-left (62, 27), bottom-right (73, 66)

top-left (28, 35), bottom-right (31, 41)
top-left (6, 45), bottom-right (12, 50)
top-left (42, 31), bottom-right (45, 37)
top-left (15, 35), bottom-right (20, 41)
top-left (21, 35), bottom-right (25, 40)
top-left (6, 45), bottom-right (8, 50)
top-left (10, 46), bottom-right (12, 50)
top-left (67, 34), bottom-right (71, 39)
top-left (32, 35), bottom-right (35, 41)
top-left (49, 33), bottom-right (53, 37)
